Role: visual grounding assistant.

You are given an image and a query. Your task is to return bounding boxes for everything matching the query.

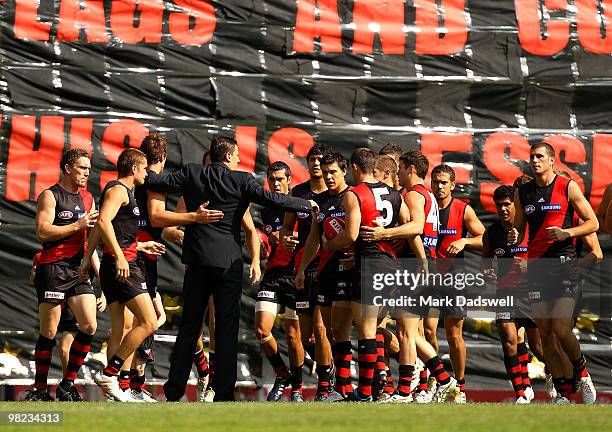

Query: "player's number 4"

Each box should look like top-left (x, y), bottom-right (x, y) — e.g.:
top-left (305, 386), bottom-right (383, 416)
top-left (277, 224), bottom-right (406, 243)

top-left (373, 188), bottom-right (393, 227)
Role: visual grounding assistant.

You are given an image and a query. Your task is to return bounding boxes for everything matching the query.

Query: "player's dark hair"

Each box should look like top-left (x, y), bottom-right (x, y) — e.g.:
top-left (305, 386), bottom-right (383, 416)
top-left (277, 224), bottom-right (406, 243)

top-left (512, 174), bottom-right (532, 188)
top-left (375, 155), bottom-right (398, 175)
top-left (267, 161), bottom-right (291, 178)
top-left (493, 185), bottom-right (515, 202)
top-left (431, 164), bottom-right (456, 182)
top-left (209, 136), bottom-right (237, 163)
top-left (306, 144), bottom-right (332, 162)
top-left (321, 152), bottom-right (348, 172)
top-left (60, 148), bottom-right (90, 174)
top-left (117, 148), bottom-right (147, 178)
top-left (379, 142), bottom-right (403, 161)
top-left (350, 148), bottom-right (376, 174)
top-left (140, 132), bottom-right (167, 165)
top-left (399, 150), bottom-right (429, 179)
top-left (202, 149), bottom-right (211, 165)
top-left (531, 142), bottom-right (555, 157)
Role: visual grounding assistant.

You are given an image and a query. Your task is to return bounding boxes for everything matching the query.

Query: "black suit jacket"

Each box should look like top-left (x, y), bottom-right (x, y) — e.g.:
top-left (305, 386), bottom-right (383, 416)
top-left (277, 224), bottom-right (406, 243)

top-left (146, 162), bottom-right (312, 268)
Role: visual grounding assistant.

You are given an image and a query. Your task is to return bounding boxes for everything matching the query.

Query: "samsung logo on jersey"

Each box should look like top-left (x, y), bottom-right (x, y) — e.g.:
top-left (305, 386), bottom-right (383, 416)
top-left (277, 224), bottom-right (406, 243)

top-left (494, 248), bottom-right (506, 256)
top-left (330, 211), bottom-right (345, 218)
top-left (58, 210), bottom-right (73, 220)
top-left (510, 246), bottom-right (528, 253)
top-left (541, 204), bottom-right (561, 211)
top-left (423, 236), bottom-right (437, 248)
top-left (297, 211), bottom-right (309, 219)
top-left (439, 228), bottom-right (457, 235)
top-left (525, 205), bottom-right (536, 214)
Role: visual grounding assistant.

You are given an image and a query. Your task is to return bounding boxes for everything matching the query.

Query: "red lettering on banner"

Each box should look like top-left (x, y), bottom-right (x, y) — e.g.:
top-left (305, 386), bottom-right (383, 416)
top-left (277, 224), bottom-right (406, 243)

top-left (515, 0), bottom-right (570, 56)
top-left (480, 132), bottom-right (530, 213)
top-left (57, 0), bottom-right (109, 42)
top-left (293, 0), bottom-right (342, 53)
top-left (110, 0), bottom-right (164, 44)
top-left (591, 134), bottom-right (612, 210)
top-left (415, 0), bottom-right (468, 55)
top-left (352, 0), bottom-right (405, 54)
top-left (69, 118), bottom-right (93, 155)
top-left (6, 116), bottom-right (64, 202)
top-left (99, 120), bottom-right (149, 190)
top-left (543, 135), bottom-right (586, 192)
top-left (575, 0), bottom-right (612, 54)
top-left (420, 133), bottom-right (472, 187)
top-left (14, 0), bottom-right (51, 41)
top-left (235, 126), bottom-right (257, 174)
top-left (168, 0), bottom-right (216, 46)
top-left (268, 128), bottom-right (313, 185)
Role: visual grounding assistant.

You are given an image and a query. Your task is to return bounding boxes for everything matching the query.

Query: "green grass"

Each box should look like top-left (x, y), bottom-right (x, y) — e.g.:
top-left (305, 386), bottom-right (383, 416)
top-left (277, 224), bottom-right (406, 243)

top-left (1, 402), bottom-right (610, 432)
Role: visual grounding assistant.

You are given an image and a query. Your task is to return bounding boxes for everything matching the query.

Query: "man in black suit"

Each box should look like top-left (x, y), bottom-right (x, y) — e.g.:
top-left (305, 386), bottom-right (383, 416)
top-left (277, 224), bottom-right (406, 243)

top-left (146, 136), bottom-right (316, 401)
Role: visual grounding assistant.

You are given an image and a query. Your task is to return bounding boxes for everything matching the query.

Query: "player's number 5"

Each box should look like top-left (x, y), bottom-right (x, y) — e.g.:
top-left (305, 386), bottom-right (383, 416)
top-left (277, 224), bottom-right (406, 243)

top-left (373, 188), bottom-right (393, 227)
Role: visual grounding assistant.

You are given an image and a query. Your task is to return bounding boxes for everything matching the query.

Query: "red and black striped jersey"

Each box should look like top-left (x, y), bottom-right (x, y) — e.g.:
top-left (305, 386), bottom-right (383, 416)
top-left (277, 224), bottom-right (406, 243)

top-left (38, 184), bottom-right (93, 265)
top-left (291, 181), bottom-right (325, 271)
top-left (351, 181), bottom-right (403, 259)
top-left (314, 187), bottom-right (350, 274)
top-left (518, 175), bottom-right (575, 259)
top-left (486, 221), bottom-right (529, 289)
top-left (436, 198), bottom-right (468, 259)
top-left (99, 180), bottom-right (139, 262)
top-left (411, 184), bottom-right (439, 259)
top-left (261, 206), bottom-right (293, 270)
top-left (135, 169), bottom-right (164, 261)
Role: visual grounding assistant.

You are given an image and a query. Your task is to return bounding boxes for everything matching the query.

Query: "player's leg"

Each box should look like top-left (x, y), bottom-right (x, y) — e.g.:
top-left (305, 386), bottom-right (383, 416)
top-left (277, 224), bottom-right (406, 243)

top-left (351, 301), bottom-right (379, 401)
top-left (414, 326), bottom-right (455, 403)
top-left (284, 308), bottom-right (304, 401)
top-left (314, 304), bottom-right (334, 400)
top-left (423, 316), bottom-right (439, 353)
top-left (497, 321), bottom-right (526, 402)
top-left (444, 317), bottom-right (467, 402)
top-left (193, 316), bottom-right (211, 402)
top-left (381, 313), bottom-right (418, 403)
top-left (58, 332), bottom-right (75, 376)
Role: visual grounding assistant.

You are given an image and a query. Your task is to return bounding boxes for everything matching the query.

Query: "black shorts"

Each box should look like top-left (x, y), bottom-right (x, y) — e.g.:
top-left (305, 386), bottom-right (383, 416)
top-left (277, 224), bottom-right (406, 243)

top-left (100, 255), bottom-right (148, 305)
top-left (528, 255), bottom-right (580, 303)
top-left (34, 262), bottom-right (95, 305)
top-left (353, 254), bottom-right (398, 305)
top-left (495, 287), bottom-right (535, 327)
top-left (256, 268), bottom-right (296, 309)
top-left (57, 305), bottom-right (78, 333)
top-left (294, 268), bottom-right (318, 314)
top-left (316, 268), bottom-right (353, 306)
top-left (138, 253), bottom-right (158, 299)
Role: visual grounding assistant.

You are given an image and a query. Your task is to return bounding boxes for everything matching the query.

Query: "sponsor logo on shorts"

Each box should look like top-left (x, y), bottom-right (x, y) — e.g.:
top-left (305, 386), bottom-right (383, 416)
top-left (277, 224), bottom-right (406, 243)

top-left (44, 291), bottom-right (65, 300)
top-left (494, 248), bottom-right (506, 256)
top-left (496, 312), bottom-right (511, 320)
top-left (525, 205), bottom-right (536, 214)
top-left (510, 246), bottom-right (528, 253)
top-left (295, 301), bottom-right (310, 309)
top-left (317, 295), bottom-right (326, 303)
top-left (133, 207), bottom-right (140, 216)
top-left (541, 204), bottom-right (561, 211)
top-left (58, 210), bottom-right (74, 220)
top-left (316, 212), bottom-right (325, 222)
top-left (338, 281), bottom-right (347, 288)
top-left (528, 291), bottom-right (540, 300)
top-left (141, 282), bottom-right (147, 290)
top-left (439, 228), bottom-right (457, 235)
top-left (297, 211), bottom-right (309, 219)
top-left (257, 290), bottom-right (276, 299)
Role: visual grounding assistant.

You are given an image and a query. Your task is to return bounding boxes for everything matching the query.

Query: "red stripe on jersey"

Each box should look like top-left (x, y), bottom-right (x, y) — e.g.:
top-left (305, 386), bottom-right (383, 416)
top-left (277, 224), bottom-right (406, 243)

top-left (411, 184), bottom-right (439, 258)
top-left (351, 183), bottom-right (396, 257)
top-left (103, 241), bottom-right (138, 262)
top-left (528, 176), bottom-right (572, 259)
top-left (78, 188), bottom-right (93, 212)
top-left (436, 199), bottom-right (467, 258)
top-left (137, 230), bottom-right (158, 261)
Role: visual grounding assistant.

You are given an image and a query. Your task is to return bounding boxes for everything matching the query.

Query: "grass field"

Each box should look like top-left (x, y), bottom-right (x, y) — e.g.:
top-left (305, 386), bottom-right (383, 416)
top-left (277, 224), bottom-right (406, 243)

top-left (1, 402), bottom-right (610, 432)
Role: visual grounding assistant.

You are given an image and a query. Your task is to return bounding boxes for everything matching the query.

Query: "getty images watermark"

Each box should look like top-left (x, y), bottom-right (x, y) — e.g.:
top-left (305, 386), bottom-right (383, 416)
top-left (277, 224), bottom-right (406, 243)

top-left (359, 257), bottom-right (611, 319)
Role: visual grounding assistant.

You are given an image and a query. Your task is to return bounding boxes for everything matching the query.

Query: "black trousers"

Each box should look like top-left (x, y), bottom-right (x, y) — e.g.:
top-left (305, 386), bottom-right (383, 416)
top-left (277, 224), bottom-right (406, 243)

top-left (164, 262), bottom-right (242, 401)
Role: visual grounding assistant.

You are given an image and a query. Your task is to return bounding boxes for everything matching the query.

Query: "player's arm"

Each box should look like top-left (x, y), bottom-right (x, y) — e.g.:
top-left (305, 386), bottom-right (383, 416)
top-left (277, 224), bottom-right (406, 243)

top-left (35, 190), bottom-right (98, 242)
top-left (324, 192), bottom-right (360, 253)
top-left (449, 205), bottom-right (485, 255)
top-left (280, 212), bottom-right (299, 252)
top-left (547, 181), bottom-right (599, 241)
top-left (480, 229), bottom-right (497, 282)
top-left (596, 183), bottom-right (612, 234)
top-left (148, 190), bottom-right (223, 228)
top-left (242, 208), bottom-right (261, 285)
top-left (295, 215), bottom-right (321, 290)
top-left (153, 293), bottom-right (166, 329)
top-left (508, 189), bottom-right (527, 245)
top-left (243, 174), bottom-right (314, 214)
top-left (88, 200), bottom-right (101, 281)
top-left (360, 191), bottom-right (425, 241)
top-left (161, 196), bottom-right (186, 245)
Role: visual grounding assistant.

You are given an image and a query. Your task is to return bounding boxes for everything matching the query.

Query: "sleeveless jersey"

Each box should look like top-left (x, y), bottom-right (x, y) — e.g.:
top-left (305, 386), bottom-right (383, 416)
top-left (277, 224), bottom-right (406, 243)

top-left (291, 181), bottom-right (325, 272)
top-left (99, 180), bottom-right (139, 262)
top-left (486, 220), bottom-right (529, 289)
top-left (261, 206), bottom-right (294, 270)
top-left (315, 187), bottom-right (350, 274)
top-left (38, 184), bottom-right (93, 265)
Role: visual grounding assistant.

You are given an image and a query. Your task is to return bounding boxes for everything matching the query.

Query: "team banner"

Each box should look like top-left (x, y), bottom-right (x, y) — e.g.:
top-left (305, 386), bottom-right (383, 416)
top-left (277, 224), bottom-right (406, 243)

top-left (0, 1), bottom-right (610, 388)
